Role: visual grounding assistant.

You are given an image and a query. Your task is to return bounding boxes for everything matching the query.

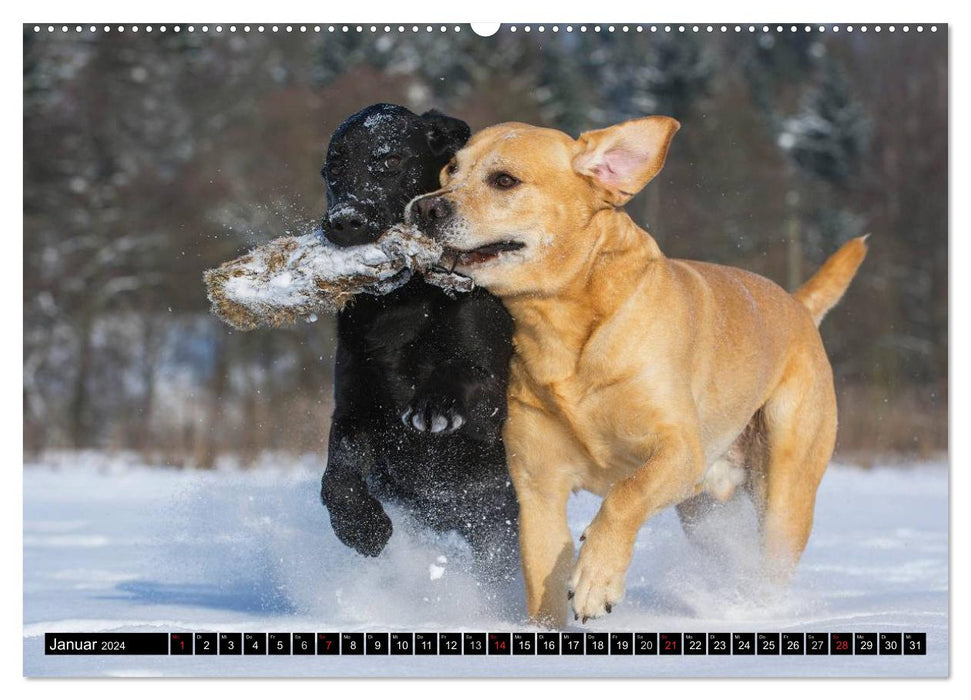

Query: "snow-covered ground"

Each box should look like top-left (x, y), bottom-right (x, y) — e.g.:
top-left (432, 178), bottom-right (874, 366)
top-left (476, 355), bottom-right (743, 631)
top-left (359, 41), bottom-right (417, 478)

top-left (23, 453), bottom-right (948, 677)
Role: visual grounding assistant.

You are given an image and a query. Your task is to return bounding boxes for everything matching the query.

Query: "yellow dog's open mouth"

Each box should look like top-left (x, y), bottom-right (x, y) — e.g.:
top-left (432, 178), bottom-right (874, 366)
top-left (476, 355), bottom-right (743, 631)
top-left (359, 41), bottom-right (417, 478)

top-left (445, 241), bottom-right (525, 266)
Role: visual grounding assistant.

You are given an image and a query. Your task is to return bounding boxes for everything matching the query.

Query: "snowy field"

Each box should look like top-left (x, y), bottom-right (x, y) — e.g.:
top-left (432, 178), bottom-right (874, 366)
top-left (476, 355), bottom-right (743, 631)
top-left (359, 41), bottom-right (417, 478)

top-left (23, 452), bottom-right (948, 677)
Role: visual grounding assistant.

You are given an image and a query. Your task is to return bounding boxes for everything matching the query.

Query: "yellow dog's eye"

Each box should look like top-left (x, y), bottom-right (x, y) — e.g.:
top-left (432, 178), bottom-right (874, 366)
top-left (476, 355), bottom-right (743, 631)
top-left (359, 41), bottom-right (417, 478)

top-left (491, 172), bottom-right (520, 189)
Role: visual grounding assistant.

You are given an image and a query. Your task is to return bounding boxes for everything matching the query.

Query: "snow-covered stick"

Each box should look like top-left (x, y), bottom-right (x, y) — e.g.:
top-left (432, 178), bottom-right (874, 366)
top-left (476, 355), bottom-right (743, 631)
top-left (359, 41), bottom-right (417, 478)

top-left (204, 224), bottom-right (473, 331)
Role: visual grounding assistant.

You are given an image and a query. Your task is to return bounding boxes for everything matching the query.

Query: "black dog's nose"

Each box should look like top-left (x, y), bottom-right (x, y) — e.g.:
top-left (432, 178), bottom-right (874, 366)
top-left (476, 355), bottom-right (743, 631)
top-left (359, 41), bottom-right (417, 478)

top-left (413, 196), bottom-right (451, 224)
top-left (329, 206), bottom-right (366, 233)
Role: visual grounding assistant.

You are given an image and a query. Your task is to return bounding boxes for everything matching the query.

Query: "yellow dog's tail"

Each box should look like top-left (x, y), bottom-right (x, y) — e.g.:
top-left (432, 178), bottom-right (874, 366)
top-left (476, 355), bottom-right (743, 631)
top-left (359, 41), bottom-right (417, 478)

top-left (793, 235), bottom-right (869, 326)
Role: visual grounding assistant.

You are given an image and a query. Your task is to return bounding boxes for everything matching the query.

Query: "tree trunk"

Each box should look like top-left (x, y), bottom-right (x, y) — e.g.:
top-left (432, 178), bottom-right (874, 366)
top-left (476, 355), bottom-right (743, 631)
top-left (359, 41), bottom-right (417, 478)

top-left (196, 333), bottom-right (229, 470)
top-left (786, 213), bottom-right (803, 292)
top-left (69, 313), bottom-right (94, 448)
top-left (134, 315), bottom-right (160, 452)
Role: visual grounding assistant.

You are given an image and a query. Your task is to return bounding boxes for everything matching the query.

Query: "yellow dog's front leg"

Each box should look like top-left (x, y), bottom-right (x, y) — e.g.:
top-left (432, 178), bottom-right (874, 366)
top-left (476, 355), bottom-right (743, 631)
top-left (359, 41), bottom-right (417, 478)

top-left (569, 426), bottom-right (706, 622)
top-left (515, 475), bottom-right (574, 628)
top-left (505, 399), bottom-right (581, 628)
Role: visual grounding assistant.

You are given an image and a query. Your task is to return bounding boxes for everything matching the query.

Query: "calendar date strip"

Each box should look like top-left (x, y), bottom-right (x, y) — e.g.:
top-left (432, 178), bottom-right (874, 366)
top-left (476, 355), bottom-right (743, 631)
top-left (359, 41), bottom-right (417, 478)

top-left (44, 631), bottom-right (926, 656)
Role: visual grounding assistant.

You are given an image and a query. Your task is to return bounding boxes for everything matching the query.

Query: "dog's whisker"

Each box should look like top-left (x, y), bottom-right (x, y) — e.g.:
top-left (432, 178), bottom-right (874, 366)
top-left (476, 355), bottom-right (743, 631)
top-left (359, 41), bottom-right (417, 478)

top-left (403, 194), bottom-right (423, 225)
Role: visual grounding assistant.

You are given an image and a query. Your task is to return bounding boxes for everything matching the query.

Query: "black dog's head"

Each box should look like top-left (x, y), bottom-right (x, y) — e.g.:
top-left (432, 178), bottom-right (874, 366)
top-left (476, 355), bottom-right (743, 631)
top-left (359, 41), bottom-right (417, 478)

top-left (321, 103), bottom-right (470, 247)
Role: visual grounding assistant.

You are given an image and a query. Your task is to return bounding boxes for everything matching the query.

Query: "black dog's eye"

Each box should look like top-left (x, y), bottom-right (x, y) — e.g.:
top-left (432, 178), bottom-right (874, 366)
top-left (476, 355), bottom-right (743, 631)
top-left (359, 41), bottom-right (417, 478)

top-left (383, 155), bottom-right (402, 170)
top-left (327, 162), bottom-right (343, 179)
top-left (491, 172), bottom-right (520, 190)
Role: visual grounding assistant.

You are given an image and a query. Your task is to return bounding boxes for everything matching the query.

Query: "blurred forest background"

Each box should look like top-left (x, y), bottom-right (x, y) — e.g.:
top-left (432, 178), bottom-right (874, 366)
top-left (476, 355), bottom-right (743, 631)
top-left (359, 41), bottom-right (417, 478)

top-left (23, 24), bottom-right (947, 467)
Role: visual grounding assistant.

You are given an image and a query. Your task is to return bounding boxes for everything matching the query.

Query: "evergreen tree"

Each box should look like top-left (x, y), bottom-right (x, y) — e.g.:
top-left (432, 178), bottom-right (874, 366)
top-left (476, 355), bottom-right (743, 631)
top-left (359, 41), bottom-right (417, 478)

top-left (741, 31), bottom-right (817, 126)
top-left (313, 28), bottom-right (532, 109)
top-left (533, 34), bottom-right (594, 133)
top-left (776, 56), bottom-right (870, 289)
top-left (778, 58), bottom-right (870, 187)
top-left (535, 30), bottom-right (712, 132)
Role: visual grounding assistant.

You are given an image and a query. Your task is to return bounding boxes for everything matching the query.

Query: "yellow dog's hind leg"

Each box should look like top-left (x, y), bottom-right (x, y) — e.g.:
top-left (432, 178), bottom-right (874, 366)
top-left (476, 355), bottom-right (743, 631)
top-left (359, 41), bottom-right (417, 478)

top-left (756, 353), bottom-right (838, 582)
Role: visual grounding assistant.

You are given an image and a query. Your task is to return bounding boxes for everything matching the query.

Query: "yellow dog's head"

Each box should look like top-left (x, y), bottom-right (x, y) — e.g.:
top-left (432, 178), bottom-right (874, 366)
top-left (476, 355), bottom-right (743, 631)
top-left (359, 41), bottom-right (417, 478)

top-left (410, 116), bottom-right (680, 297)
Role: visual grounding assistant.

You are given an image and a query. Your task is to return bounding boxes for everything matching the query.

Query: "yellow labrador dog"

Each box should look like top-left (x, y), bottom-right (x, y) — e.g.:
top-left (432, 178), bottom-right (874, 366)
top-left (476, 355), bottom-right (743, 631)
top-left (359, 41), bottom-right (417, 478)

top-left (411, 116), bottom-right (867, 628)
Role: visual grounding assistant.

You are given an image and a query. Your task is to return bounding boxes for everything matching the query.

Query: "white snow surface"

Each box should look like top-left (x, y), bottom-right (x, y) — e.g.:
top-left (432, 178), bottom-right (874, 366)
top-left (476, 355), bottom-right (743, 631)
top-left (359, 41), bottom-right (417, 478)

top-left (23, 453), bottom-right (948, 677)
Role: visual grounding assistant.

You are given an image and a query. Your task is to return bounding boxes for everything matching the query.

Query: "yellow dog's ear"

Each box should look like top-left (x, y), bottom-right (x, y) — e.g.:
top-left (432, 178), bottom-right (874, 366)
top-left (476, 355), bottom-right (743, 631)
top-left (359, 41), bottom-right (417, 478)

top-left (573, 116), bottom-right (680, 206)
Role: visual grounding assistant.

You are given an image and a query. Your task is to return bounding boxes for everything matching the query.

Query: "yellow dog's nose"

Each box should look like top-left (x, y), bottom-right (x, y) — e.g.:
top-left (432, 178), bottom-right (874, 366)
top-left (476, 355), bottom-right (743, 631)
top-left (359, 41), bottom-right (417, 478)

top-left (413, 195), bottom-right (451, 226)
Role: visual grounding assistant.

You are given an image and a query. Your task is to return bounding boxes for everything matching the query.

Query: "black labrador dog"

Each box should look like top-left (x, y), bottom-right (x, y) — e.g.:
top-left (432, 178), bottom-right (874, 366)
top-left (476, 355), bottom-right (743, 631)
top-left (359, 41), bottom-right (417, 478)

top-left (319, 104), bottom-right (518, 577)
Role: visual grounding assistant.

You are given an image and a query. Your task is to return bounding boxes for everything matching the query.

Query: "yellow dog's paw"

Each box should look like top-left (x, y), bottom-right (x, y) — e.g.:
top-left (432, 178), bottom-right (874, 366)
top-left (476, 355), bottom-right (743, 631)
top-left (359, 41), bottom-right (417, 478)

top-left (567, 526), bottom-right (629, 623)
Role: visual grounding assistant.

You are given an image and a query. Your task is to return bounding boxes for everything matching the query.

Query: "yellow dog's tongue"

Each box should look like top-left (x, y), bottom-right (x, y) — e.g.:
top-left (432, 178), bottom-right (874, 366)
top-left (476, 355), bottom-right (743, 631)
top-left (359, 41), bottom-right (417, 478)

top-left (459, 249), bottom-right (500, 265)
top-left (453, 241), bottom-right (526, 266)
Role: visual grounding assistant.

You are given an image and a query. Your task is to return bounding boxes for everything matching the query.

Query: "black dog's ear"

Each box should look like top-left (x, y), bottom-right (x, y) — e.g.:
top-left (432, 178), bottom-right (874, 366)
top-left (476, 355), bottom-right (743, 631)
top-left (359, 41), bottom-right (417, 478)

top-left (422, 110), bottom-right (471, 156)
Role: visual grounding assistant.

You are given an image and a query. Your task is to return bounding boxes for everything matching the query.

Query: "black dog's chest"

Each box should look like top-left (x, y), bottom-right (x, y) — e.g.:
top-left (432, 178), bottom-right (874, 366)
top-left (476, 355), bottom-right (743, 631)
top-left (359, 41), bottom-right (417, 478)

top-left (361, 298), bottom-right (435, 357)
top-left (341, 282), bottom-right (446, 404)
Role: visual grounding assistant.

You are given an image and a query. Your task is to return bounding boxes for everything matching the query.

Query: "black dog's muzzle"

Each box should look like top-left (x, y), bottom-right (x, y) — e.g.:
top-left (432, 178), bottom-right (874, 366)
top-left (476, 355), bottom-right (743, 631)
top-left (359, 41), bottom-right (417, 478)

top-left (324, 204), bottom-right (383, 247)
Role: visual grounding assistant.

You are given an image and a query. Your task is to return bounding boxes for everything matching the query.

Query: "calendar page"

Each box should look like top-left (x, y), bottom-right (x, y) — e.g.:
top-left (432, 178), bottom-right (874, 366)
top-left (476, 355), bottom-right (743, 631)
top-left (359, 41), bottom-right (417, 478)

top-left (23, 21), bottom-right (948, 678)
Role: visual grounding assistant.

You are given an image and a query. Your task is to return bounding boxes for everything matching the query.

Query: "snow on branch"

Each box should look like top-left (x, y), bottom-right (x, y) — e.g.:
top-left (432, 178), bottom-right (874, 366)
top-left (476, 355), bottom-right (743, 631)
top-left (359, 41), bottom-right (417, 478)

top-left (204, 224), bottom-right (473, 331)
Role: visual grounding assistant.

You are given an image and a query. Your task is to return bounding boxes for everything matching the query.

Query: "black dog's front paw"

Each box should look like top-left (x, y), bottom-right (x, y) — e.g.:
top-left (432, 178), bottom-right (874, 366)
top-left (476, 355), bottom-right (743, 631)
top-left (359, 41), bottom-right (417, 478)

top-left (329, 501), bottom-right (393, 557)
top-left (401, 389), bottom-right (467, 435)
